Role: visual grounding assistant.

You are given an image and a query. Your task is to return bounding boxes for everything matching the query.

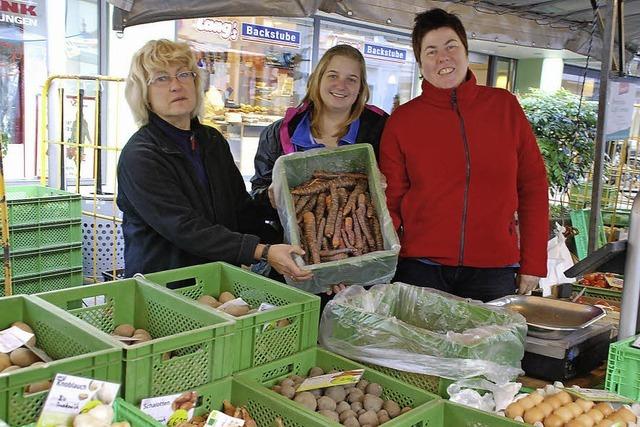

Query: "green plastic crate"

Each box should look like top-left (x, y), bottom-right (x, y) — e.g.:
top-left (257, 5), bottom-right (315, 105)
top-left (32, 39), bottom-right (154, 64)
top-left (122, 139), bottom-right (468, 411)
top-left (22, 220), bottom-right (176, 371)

top-left (572, 284), bottom-right (623, 302)
top-left (144, 262), bottom-right (321, 372)
top-left (236, 347), bottom-right (439, 427)
top-left (605, 334), bottom-right (640, 400)
top-left (0, 186), bottom-right (81, 227)
top-left (570, 209), bottom-right (607, 260)
top-left (0, 220), bottom-right (82, 253)
top-left (21, 397), bottom-right (160, 427)
top-left (0, 295), bottom-right (122, 426)
top-left (0, 268), bottom-right (83, 297)
top-left (0, 244), bottom-right (82, 281)
top-left (418, 400), bottom-right (525, 426)
top-left (33, 278), bottom-right (235, 405)
top-left (361, 362), bottom-right (452, 397)
top-left (136, 377), bottom-right (345, 427)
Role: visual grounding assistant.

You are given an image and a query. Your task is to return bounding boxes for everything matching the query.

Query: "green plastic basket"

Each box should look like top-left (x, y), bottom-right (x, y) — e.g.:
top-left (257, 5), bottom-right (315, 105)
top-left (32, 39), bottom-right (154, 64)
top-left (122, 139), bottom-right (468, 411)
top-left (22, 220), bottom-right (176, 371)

top-left (236, 347), bottom-right (439, 427)
top-left (0, 268), bottom-right (83, 297)
top-left (136, 377), bottom-right (345, 427)
top-left (0, 186), bottom-right (81, 227)
top-left (361, 362), bottom-right (452, 397)
top-left (605, 334), bottom-right (640, 400)
top-left (0, 295), bottom-right (122, 426)
top-left (0, 220), bottom-right (82, 253)
top-left (144, 262), bottom-right (321, 372)
top-left (20, 397), bottom-right (159, 427)
top-left (417, 400), bottom-right (526, 426)
top-left (570, 209), bottom-right (607, 260)
top-left (0, 244), bottom-right (83, 281)
top-left (572, 284), bottom-right (623, 302)
top-left (33, 278), bottom-right (235, 405)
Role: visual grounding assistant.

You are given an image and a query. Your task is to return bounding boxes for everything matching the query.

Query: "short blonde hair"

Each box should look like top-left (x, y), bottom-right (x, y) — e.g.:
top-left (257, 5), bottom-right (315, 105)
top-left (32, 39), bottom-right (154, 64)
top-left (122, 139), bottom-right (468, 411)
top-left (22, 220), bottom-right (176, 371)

top-left (303, 45), bottom-right (370, 139)
top-left (125, 39), bottom-right (204, 127)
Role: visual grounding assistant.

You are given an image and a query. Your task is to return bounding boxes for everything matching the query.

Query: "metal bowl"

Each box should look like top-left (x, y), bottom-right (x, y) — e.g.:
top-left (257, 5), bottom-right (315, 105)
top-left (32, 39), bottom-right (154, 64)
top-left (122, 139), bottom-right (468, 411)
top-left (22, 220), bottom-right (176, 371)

top-left (487, 295), bottom-right (606, 340)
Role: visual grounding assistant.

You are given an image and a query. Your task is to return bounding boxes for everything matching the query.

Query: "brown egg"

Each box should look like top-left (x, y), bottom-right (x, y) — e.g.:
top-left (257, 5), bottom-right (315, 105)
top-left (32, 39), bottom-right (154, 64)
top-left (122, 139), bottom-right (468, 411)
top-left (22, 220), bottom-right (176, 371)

top-left (530, 392), bottom-right (544, 405)
top-left (575, 414), bottom-right (595, 427)
top-left (505, 402), bottom-right (524, 419)
top-left (615, 406), bottom-right (636, 423)
top-left (537, 401), bottom-right (554, 417)
top-left (565, 420), bottom-right (587, 427)
top-left (554, 406), bottom-right (574, 423)
top-left (518, 396), bottom-right (536, 410)
top-left (594, 403), bottom-right (614, 417)
top-left (543, 413), bottom-right (564, 427)
top-left (585, 408), bottom-right (604, 423)
top-left (566, 402), bottom-right (584, 417)
top-left (575, 399), bottom-right (595, 413)
top-left (606, 413), bottom-right (623, 423)
top-left (595, 420), bottom-right (615, 427)
top-left (555, 390), bottom-right (573, 405)
top-left (524, 407), bottom-right (545, 424)
top-left (545, 396), bottom-right (563, 410)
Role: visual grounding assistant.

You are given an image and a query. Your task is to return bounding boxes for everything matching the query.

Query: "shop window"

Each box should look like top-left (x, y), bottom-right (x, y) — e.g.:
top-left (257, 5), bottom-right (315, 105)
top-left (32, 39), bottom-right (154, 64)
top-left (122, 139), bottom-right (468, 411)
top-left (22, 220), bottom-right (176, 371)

top-left (318, 19), bottom-right (416, 113)
top-left (489, 56), bottom-right (517, 91)
top-left (469, 51), bottom-right (489, 86)
top-left (561, 64), bottom-right (599, 101)
top-left (177, 17), bottom-right (313, 183)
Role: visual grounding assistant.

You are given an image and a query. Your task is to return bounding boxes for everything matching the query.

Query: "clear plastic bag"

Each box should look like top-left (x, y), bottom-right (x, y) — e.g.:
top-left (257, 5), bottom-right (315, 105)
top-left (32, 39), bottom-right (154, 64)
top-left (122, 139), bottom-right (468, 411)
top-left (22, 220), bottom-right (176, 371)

top-left (320, 283), bottom-right (527, 383)
top-left (272, 145), bottom-right (400, 294)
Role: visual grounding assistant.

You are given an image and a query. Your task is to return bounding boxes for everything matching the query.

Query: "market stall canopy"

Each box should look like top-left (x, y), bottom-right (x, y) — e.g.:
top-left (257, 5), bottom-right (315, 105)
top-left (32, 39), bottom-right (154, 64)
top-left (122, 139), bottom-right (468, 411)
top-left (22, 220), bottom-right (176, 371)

top-left (320, 0), bottom-right (639, 66)
top-left (109, 0), bottom-right (639, 67)
top-left (109, 0), bottom-right (323, 32)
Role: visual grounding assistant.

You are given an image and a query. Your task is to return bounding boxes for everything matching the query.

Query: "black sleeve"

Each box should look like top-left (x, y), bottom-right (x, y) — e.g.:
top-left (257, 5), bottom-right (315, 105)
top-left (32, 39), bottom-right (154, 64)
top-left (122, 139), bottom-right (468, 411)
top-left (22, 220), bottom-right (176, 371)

top-left (357, 110), bottom-right (389, 162)
top-left (117, 139), bottom-right (260, 266)
top-left (250, 120), bottom-right (284, 221)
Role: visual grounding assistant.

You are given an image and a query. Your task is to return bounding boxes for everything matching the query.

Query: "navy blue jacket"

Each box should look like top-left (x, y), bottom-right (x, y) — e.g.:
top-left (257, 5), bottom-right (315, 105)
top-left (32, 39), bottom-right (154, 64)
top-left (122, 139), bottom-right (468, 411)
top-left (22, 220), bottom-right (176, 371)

top-left (117, 113), bottom-right (277, 277)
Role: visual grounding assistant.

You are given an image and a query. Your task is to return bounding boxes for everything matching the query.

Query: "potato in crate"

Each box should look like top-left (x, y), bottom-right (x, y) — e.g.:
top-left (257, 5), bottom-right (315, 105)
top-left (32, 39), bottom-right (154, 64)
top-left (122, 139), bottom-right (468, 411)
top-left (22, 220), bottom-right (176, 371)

top-left (0, 295), bottom-right (121, 426)
top-left (143, 262), bottom-right (320, 372)
top-left (32, 278), bottom-right (235, 405)
top-left (236, 347), bottom-right (439, 427)
top-left (272, 145), bottom-right (400, 294)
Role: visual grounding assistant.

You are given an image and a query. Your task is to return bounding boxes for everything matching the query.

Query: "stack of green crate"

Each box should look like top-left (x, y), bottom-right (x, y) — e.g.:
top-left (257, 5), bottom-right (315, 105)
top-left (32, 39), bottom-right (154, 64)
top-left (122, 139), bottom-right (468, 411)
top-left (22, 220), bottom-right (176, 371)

top-left (0, 186), bottom-right (83, 296)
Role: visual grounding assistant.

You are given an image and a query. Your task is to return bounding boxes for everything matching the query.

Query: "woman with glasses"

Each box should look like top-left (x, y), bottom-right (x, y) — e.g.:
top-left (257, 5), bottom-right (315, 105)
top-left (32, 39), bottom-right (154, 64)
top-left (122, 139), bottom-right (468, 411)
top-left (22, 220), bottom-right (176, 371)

top-left (117, 39), bottom-right (312, 282)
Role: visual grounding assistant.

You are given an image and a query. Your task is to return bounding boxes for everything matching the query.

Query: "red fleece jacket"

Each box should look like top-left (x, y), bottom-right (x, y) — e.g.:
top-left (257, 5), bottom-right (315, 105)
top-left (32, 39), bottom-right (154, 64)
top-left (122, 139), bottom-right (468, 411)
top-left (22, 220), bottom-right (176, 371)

top-left (380, 72), bottom-right (549, 276)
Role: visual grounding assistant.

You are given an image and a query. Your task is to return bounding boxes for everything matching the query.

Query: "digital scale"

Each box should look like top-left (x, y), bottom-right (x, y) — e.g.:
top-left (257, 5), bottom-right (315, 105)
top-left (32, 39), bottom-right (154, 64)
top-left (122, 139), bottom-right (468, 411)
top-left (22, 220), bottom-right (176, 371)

top-left (521, 321), bottom-right (613, 381)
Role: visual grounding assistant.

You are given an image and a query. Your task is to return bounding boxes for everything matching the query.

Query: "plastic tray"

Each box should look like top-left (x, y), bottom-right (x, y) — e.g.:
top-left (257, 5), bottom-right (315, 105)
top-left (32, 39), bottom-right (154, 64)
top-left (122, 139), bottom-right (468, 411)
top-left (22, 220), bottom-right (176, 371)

top-left (0, 244), bottom-right (83, 281)
top-left (272, 144), bottom-right (400, 293)
top-left (32, 278), bottom-right (235, 405)
top-left (236, 347), bottom-right (439, 427)
top-left (0, 220), bottom-right (82, 253)
top-left (0, 295), bottom-right (122, 426)
top-left (418, 400), bottom-right (526, 426)
top-left (605, 334), bottom-right (640, 400)
top-left (0, 186), bottom-right (81, 227)
top-left (143, 262), bottom-right (320, 372)
top-left (20, 397), bottom-right (159, 427)
top-left (0, 268), bottom-right (83, 297)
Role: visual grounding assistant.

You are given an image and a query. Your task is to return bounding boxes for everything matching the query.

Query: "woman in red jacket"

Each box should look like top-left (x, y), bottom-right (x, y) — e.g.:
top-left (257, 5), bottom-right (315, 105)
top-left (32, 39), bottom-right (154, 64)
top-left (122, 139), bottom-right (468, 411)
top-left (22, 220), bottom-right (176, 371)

top-left (380, 8), bottom-right (549, 302)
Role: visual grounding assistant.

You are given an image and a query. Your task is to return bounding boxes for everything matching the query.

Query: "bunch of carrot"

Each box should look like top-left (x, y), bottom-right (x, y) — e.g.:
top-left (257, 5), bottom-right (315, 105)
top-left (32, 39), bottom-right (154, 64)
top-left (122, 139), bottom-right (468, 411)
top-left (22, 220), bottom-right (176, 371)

top-left (291, 170), bottom-right (384, 265)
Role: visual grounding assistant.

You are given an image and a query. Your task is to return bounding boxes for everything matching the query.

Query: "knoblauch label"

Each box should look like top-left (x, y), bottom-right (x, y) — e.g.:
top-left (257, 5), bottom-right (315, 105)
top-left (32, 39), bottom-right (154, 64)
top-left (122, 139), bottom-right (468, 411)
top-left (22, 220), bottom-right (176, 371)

top-left (0, 326), bottom-right (35, 353)
top-left (37, 374), bottom-right (120, 427)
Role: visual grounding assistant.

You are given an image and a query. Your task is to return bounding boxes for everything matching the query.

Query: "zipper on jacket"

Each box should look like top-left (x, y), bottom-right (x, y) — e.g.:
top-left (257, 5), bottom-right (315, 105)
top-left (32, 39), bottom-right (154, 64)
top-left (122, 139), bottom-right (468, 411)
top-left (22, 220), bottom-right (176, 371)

top-left (451, 89), bottom-right (471, 266)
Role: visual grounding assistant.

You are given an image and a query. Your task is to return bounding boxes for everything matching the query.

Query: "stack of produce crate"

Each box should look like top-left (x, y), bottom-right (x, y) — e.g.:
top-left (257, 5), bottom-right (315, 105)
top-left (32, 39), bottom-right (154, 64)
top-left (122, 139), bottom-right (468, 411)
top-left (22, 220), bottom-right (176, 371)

top-left (0, 186), bottom-right (83, 296)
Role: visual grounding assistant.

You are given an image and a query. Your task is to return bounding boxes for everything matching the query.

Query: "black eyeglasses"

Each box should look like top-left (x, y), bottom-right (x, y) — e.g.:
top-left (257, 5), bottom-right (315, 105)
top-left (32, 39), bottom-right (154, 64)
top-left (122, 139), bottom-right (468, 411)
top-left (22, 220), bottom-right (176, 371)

top-left (147, 71), bottom-right (196, 87)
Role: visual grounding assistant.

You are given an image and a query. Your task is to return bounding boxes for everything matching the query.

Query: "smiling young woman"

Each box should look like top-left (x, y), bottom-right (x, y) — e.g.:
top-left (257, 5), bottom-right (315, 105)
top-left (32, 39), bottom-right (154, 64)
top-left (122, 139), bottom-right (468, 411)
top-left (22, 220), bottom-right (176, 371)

top-left (379, 8), bottom-right (550, 302)
top-left (249, 44), bottom-right (388, 297)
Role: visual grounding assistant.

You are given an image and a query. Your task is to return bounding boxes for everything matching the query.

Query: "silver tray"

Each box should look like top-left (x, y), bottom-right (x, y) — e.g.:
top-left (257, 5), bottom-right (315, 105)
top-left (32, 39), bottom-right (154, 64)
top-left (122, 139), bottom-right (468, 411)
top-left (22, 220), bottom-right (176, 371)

top-left (487, 295), bottom-right (606, 339)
